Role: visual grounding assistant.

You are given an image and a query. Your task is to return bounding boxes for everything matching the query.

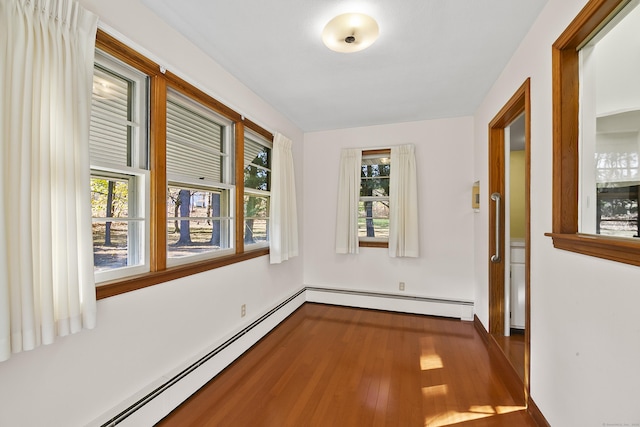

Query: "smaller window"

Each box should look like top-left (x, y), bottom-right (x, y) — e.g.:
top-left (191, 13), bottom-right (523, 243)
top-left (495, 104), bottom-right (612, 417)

top-left (243, 131), bottom-right (272, 247)
top-left (359, 151), bottom-right (390, 243)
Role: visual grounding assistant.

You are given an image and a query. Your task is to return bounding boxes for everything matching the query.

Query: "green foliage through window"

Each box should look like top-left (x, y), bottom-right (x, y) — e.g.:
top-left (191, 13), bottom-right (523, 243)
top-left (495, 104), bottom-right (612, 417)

top-left (360, 155), bottom-right (390, 239)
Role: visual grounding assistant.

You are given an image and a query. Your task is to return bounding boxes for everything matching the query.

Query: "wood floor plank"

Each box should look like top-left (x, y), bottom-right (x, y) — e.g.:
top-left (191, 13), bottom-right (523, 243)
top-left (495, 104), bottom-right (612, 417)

top-left (156, 303), bottom-right (537, 427)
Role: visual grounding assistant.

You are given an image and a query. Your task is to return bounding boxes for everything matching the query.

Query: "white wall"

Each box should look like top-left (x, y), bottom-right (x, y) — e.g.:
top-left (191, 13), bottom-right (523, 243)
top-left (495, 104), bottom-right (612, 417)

top-left (303, 118), bottom-right (476, 303)
top-left (0, 1), bottom-right (304, 426)
top-left (473, 0), bottom-right (640, 425)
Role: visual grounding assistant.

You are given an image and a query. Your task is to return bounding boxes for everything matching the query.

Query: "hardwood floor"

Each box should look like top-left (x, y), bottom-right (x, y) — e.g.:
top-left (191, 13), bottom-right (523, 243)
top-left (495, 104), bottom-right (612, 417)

top-left (157, 304), bottom-right (537, 426)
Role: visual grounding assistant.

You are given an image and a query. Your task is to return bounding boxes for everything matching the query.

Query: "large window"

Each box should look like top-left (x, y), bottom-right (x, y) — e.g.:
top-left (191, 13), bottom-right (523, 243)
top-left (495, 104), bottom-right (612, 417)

top-left (550, 0), bottom-right (640, 266)
top-left (90, 51), bottom-right (149, 282)
top-left (359, 150), bottom-right (390, 244)
top-left (166, 90), bottom-right (234, 263)
top-left (93, 31), bottom-right (274, 298)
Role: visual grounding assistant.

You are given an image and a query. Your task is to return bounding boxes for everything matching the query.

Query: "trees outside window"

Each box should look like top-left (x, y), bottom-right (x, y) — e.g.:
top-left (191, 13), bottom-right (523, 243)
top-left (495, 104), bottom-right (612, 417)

top-left (359, 151), bottom-right (390, 242)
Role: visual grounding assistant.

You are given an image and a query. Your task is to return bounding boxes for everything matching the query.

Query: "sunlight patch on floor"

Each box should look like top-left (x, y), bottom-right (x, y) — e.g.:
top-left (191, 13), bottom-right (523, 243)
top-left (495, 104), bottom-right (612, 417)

top-left (424, 410), bottom-right (493, 426)
top-left (420, 353), bottom-right (444, 370)
top-left (419, 336), bottom-right (443, 370)
top-left (424, 405), bottom-right (527, 426)
top-left (495, 405), bottom-right (526, 414)
top-left (421, 384), bottom-right (448, 398)
top-left (468, 405), bottom-right (497, 414)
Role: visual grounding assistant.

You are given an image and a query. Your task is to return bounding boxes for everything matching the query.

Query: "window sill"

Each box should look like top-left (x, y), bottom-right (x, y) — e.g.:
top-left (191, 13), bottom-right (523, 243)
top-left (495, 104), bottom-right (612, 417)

top-left (545, 232), bottom-right (640, 267)
top-left (96, 248), bottom-right (269, 300)
top-left (359, 241), bottom-right (389, 248)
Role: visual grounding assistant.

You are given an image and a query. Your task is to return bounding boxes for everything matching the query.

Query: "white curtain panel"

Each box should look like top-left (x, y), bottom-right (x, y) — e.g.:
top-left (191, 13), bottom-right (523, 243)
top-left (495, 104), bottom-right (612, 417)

top-left (0, 0), bottom-right (98, 362)
top-left (389, 144), bottom-right (419, 257)
top-left (335, 149), bottom-right (362, 254)
top-left (269, 133), bottom-right (299, 264)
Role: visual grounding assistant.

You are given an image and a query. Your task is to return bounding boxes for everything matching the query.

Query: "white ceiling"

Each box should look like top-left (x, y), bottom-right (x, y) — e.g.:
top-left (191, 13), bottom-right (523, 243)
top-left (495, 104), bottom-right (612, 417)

top-left (141, 0), bottom-right (548, 132)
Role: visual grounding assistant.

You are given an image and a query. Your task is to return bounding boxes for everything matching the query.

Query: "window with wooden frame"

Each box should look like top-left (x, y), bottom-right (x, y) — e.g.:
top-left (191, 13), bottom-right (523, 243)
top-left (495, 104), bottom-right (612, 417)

top-left (548, 0), bottom-right (640, 266)
top-left (90, 50), bottom-right (150, 283)
top-left (165, 89), bottom-right (235, 265)
top-left (359, 149), bottom-right (390, 248)
top-left (94, 30), bottom-right (274, 299)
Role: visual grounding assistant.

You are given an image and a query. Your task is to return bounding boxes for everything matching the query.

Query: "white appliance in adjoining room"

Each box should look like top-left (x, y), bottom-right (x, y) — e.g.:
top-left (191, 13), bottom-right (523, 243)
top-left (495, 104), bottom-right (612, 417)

top-left (510, 240), bottom-right (526, 330)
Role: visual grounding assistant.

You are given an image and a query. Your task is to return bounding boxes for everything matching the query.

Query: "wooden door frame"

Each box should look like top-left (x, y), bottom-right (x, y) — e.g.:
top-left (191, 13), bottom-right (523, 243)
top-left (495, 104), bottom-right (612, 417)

top-left (488, 78), bottom-right (531, 402)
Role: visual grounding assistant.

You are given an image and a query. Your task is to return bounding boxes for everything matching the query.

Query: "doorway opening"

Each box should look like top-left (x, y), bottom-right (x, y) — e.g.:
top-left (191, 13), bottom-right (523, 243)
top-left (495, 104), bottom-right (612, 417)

top-left (488, 79), bottom-right (530, 403)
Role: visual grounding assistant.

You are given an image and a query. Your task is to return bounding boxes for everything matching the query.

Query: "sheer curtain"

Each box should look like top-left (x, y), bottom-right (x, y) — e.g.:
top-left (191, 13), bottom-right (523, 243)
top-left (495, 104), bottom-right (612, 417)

top-left (269, 133), bottom-right (299, 264)
top-left (389, 144), bottom-right (419, 257)
top-left (0, 0), bottom-right (98, 362)
top-left (335, 149), bottom-right (362, 254)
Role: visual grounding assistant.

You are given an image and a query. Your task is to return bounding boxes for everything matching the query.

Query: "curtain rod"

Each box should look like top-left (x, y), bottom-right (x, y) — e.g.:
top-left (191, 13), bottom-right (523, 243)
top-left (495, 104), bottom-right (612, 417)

top-left (345, 143), bottom-right (412, 151)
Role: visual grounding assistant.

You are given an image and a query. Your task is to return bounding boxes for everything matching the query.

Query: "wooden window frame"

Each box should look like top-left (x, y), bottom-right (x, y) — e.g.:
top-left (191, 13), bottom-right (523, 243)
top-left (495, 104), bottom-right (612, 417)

top-left (547, 0), bottom-right (640, 267)
top-left (359, 149), bottom-right (391, 248)
top-left (95, 30), bottom-right (273, 299)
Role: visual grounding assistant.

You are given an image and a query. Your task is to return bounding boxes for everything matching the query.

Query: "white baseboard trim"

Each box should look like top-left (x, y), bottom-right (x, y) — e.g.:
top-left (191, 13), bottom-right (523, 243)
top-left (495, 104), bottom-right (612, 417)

top-left (305, 286), bottom-right (474, 321)
top-left (88, 286), bottom-right (473, 426)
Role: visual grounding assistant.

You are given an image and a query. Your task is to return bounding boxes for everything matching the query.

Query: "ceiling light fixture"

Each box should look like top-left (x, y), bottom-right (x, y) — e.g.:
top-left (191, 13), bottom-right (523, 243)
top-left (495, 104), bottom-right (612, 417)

top-left (322, 13), bottom-right (379, 53)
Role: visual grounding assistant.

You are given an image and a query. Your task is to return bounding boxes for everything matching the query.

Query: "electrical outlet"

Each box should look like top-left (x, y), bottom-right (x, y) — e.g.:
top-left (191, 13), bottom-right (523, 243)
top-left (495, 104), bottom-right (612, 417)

top-left (241, 304), bottom-right (246, 317)
top-left (399, 282), bottom-right (405, 291)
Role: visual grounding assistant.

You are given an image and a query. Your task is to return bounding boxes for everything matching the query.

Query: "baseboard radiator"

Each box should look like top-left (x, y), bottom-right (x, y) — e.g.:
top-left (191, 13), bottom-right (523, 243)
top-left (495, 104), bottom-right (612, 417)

top-left (91, 287), bottom-right (473, 426)
top-left (306, 286), bottom-right (474, 321)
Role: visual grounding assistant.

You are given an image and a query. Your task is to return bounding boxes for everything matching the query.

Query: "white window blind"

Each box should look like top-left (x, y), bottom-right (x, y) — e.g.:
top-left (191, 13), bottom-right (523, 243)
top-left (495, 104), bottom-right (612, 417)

top-left (166, 93), bottom-right (226, 183)
top-left (245, 135), bottom-right (267, 168)
top-left (89, 65), bottom-right (132, 167)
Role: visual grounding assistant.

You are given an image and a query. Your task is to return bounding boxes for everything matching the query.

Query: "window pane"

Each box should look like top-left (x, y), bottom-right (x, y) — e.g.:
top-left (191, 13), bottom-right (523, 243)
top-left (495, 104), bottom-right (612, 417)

top-left (90, 65), bottom-right (132, 167)
top-left (361, 157), bottom-right (390, 197)
top-left (244, 136), bottom-right (271, 168)
top-left (91, 177), bottom-right (129, 218)
top-left (244, 165), bottom-right (270, 191)
top-left (91, 176), bottom-right (144, 272)
top-left (358, 200), bottom-right (390, 238)
top-left (167, 94), bottom-right (225, 182)
top-left (167, 187), bottom-right (231, 258)
top-left (244, 195), bottom-right (269, 244)
top-left (167, 219), bottom-right (232, 258)
top-left (93, 221), bottom-right (144, 272)
top-left (244, 137), bottom-right (271, 191)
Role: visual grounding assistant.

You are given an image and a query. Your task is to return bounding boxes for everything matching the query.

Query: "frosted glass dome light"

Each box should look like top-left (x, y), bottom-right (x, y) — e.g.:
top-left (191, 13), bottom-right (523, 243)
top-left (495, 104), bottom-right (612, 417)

top-left (322, 13), bottom-right (379, 53)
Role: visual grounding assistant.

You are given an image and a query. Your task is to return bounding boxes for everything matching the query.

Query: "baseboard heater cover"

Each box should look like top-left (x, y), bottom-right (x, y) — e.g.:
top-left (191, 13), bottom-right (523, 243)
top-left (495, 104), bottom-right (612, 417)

top-left (305, 286), bottom-right (474, 320)
top-left (97, 288), bottom-right (306, 427)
